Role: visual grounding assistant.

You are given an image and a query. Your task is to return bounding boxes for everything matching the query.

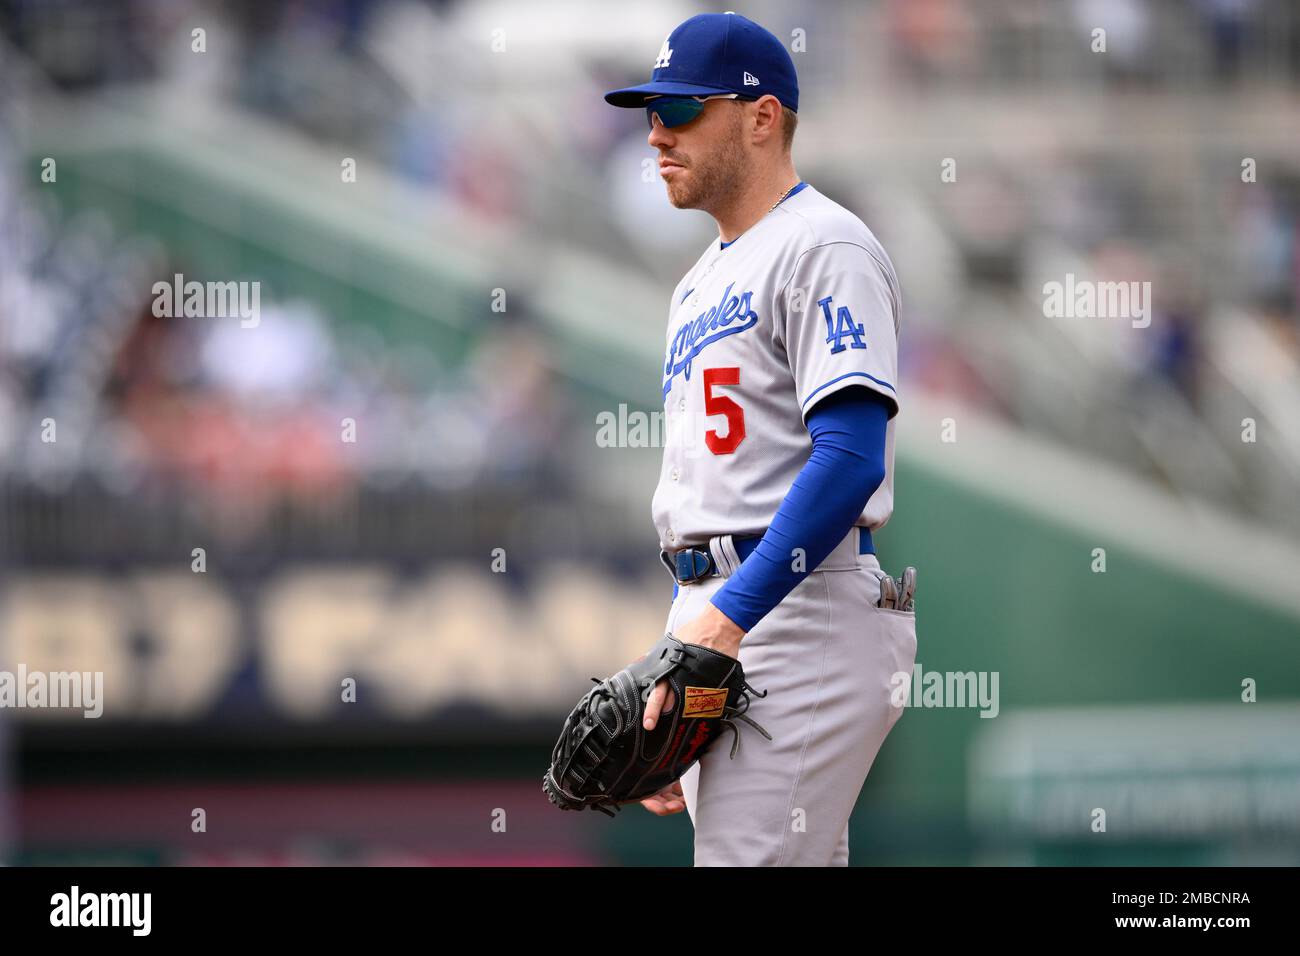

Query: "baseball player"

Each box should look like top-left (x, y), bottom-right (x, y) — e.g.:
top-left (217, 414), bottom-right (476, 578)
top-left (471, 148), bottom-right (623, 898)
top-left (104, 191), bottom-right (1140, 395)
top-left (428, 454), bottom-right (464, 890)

top-left (603, 12), bottom-right (918, 866)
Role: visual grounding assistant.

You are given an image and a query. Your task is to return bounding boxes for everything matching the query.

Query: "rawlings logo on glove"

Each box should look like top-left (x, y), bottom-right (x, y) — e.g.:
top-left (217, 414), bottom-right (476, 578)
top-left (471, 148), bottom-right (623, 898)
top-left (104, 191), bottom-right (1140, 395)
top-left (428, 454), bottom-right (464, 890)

top-left (542, 634), bottom-right (771, 817)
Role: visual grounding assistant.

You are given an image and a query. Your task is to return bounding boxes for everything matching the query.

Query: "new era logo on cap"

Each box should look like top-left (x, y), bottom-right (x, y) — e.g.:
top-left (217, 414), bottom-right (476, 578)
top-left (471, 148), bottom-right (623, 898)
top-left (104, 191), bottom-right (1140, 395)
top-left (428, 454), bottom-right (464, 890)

top-left (743, 72), bottom-right (759, 86)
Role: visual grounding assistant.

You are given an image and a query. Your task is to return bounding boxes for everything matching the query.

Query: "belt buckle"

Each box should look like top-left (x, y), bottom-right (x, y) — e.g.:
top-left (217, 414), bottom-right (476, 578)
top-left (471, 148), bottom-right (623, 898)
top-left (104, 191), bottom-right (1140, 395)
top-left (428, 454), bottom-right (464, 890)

top-left (659, 546), bottom-right (715, 584)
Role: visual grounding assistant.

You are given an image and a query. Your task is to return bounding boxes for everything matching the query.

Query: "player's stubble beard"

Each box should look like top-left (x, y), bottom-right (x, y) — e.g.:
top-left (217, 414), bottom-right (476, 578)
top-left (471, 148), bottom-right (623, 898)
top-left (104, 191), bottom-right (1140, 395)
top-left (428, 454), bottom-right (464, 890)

top-left (662, 106), bottom-right (750, 215)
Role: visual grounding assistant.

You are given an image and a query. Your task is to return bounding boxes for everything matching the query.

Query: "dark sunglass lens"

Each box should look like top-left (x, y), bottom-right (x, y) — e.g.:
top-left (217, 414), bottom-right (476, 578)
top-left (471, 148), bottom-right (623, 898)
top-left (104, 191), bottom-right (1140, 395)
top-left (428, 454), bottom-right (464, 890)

top-left (646, 98), bottom-right (704, 129)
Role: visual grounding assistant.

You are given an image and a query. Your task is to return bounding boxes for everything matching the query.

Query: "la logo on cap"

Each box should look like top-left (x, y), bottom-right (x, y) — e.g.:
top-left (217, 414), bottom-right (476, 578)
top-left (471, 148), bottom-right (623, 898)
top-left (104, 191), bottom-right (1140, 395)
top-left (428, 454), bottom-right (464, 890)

top-left (654, 37), bottom-right (673, 69)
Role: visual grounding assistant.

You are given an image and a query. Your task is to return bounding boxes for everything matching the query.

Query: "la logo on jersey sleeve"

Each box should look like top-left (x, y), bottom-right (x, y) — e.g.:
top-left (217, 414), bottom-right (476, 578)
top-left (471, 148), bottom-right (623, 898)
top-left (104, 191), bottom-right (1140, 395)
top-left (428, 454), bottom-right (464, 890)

top-left (788, 243), bottom-right (899, 417)
top-left (817, 294), bottom-right (868, 353)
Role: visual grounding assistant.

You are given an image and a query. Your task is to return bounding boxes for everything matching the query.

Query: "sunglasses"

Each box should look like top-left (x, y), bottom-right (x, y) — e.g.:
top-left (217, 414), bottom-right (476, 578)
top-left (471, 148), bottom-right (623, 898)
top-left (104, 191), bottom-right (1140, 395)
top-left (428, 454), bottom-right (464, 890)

top-left (645, 93), bottom-right (753, 130)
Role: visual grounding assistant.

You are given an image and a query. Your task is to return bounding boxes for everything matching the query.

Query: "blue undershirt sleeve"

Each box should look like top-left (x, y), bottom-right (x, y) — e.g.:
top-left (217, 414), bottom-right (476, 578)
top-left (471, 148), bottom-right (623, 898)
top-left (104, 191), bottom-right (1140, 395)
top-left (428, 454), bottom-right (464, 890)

top-left (708, 386), bottom-right (891, 633)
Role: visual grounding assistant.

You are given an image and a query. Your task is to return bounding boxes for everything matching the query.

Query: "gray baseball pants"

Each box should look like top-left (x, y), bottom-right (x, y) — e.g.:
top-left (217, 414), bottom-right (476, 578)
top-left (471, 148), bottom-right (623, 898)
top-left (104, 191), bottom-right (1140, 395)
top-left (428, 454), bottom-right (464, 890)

top-left (670, 530), bottom-right (917, 866)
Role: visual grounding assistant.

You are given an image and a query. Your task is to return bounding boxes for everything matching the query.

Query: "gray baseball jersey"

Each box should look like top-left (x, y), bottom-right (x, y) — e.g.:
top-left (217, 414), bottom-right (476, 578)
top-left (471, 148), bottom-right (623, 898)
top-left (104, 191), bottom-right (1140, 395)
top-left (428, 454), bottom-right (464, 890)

top-left (652, 184), bottom-right (902, 552)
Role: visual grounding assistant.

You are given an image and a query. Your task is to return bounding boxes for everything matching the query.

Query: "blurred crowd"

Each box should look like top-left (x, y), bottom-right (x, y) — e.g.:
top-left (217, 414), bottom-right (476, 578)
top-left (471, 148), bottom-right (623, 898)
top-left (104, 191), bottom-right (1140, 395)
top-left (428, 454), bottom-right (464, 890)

top-left (0, 144), bottom-right (576, 538)
top-left (2, 0), bottom-right (1298, 534)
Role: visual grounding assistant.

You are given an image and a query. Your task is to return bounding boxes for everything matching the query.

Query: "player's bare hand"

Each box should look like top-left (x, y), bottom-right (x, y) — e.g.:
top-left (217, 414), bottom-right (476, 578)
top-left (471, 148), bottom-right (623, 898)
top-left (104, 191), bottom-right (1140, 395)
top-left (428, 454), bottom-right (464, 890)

top-left (673, 604), bottom-right (745, 660)
top-left (639, 780), bottom-right (686, 816)
top-left (644, 606), bottom-right (746, 733)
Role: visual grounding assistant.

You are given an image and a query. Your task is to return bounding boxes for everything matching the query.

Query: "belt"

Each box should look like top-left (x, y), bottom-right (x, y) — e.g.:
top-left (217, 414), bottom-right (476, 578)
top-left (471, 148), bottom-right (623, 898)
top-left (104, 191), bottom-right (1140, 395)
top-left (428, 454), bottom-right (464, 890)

top-left (660, 527), bottom-right (875, 585)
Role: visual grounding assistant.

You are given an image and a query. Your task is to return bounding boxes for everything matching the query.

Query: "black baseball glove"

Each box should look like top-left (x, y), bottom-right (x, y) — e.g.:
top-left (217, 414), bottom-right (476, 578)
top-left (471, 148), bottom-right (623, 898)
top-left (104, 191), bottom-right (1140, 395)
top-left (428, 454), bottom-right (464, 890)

top-left (543, 634), bottom-right (771, 816)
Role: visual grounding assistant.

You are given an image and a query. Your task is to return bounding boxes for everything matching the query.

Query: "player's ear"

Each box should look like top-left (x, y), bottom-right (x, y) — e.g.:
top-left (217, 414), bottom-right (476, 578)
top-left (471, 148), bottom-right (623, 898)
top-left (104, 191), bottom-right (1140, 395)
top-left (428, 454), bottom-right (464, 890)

top-left (752, 95), bottom-right (783, 143)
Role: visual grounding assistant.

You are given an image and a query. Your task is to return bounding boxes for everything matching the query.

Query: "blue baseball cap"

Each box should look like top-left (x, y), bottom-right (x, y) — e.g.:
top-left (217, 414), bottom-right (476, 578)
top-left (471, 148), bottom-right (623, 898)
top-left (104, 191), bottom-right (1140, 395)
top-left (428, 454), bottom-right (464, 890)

top-left (604, 12), bottom-right (798, 113)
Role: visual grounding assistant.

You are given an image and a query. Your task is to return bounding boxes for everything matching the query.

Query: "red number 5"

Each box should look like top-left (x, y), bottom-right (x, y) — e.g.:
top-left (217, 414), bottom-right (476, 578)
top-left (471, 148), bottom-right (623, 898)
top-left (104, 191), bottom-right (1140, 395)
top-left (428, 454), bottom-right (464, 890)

top-left (703, 366), bottom-right (746, 455)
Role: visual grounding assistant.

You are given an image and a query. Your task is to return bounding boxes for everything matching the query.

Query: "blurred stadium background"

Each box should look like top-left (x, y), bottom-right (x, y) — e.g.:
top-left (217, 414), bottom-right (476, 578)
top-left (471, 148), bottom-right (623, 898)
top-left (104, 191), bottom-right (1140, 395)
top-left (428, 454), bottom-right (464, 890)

top-left (1, 0), bottom-right (1298, 865)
